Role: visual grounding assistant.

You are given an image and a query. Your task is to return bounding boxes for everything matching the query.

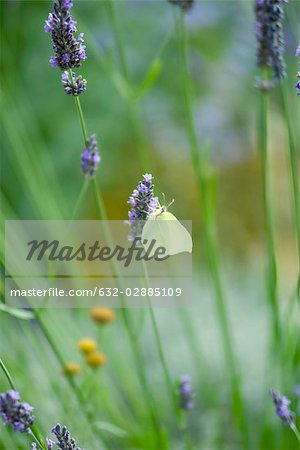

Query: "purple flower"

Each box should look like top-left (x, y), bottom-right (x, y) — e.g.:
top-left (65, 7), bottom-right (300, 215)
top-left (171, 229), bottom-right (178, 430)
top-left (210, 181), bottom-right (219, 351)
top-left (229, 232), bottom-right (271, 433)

top-left (81, 134), bottom-right (101, 177)
top-left (46, 437), bottom-right (55, 449)
top-left (0, 390), bottom-right (35, 433)
top-left (167, 0), bottom-right (194, 11)
top-left (271, 389), bottom-right (295, 426)
top-left (127, 173), bottom-right (158, 241)
top-left (63, 0), bottom-right (73, 8)
top-left (32, 436), bottom-right (56, 449)
top-left (296, 81), bottom-right (300, 95)
top-left (254, 0), bottom-right (287, 81)
top-left (179, 375), bottom-right (194, 411)
top-left (45, 0), bottom-right (86, 70)
top-left (61, 71), bottom-right (87, 96)
top-left (51, 423), bottom-right (84, 450)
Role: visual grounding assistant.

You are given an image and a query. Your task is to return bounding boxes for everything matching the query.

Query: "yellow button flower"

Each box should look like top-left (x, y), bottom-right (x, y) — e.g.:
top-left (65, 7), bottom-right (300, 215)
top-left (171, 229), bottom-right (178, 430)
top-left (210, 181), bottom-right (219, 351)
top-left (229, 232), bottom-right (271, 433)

top-left (63, 362), bottom-right (81, 376)
top-left (78, 338), bottom-right (97, 355)
top-left (86, 351), bottom-right (107, 369)
top-left (90, 307), bottom-right (115, 325)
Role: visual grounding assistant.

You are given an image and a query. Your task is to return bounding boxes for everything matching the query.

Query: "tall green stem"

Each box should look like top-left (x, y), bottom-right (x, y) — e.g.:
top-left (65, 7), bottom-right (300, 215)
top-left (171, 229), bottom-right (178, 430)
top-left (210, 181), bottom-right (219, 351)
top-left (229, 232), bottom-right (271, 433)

top-left (141, 260), bottom-right (174, 401)
top-left (176, 10), bottom-right (248, 446)
top-left (0, 357), bottom-right (15, 391)
top-left (279, 82), bottom-right (300, 299)
top-left (70, 179), bottom-right (89, 221)
top-left (291, 422), bottom-right (300, 444)
top-left (106, 0), bottom-right (152, 171)
top-left (177, 410), bottom-right (193, 450)
top-left (119, 307), bottom-right (165, 447)
top-left (257, 79), bottom-right (280, 343)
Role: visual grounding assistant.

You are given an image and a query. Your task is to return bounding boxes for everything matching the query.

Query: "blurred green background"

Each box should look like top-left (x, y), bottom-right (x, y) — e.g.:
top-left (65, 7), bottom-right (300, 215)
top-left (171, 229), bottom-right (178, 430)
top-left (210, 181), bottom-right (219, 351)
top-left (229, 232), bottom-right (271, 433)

top-left (1, 1), bottom-right (300, 449)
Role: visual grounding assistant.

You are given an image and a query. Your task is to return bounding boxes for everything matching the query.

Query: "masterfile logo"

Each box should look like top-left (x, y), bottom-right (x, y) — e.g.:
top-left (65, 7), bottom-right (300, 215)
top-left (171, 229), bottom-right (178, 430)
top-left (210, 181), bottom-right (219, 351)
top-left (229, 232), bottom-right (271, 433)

top-left (5, 220), bottom-right (192, 308)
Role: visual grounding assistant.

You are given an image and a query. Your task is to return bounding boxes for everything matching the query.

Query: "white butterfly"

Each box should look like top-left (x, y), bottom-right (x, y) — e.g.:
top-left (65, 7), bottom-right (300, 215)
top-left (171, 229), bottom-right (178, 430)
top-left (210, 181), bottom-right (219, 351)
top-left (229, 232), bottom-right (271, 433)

top-left (141, 195), bottom-right (193, 257)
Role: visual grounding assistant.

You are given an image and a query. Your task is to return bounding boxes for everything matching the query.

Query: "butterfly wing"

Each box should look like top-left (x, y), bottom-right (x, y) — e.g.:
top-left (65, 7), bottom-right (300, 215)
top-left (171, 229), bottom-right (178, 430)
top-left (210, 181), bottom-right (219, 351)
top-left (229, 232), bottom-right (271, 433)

top-left (158, 212), bottom-right (192, 255)
top-left (142, 211), bottom-right (192, 256)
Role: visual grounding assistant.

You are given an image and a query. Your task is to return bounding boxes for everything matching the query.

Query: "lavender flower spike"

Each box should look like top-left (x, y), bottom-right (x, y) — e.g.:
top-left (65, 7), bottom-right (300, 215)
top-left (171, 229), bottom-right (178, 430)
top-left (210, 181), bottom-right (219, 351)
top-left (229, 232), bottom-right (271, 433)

top-left (45, 0), bottom-right (86, 70)
top-left (271, 389), bottom-right (295, 426)
top-left (127, 173), bottom-right (158, 241)
top-left (52, 423), bottom-right (84, 450)
top-left (255, 0), bottom-right (287, 81)
top-left (179, 374), bottom-right (194, 411)
top-left (61, 71), bottom-right (87, 96)
top-left (0, 390), bottom-right (35, 433)
top-left (81, 134), bottom-right (101, 177)
top-left (167, 0), bottom-right (194, 11)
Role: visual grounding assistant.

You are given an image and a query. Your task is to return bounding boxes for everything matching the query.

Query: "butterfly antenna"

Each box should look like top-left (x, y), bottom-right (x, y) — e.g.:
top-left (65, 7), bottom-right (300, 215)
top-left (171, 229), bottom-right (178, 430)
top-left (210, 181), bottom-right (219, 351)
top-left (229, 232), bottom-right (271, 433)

top-left (167, 198), bottom-right (175, 209)
top-left (161, 193), bottom-right (175, 210)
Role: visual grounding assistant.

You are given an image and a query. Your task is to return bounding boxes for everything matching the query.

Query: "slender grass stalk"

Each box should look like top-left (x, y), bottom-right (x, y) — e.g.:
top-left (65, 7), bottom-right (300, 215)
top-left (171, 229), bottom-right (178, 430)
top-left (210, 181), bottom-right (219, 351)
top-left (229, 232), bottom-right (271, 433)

top-left (70, 179), bottom-right (90, 221)
top-left (278, 82), bottom-right (300, 299)
top-left (257, 74), bottom-right (280, 344)
top-left (32, 311), bottom-right (84, 405)
top-left (0, 357), bottom-right (15, 391)
top-left (175, 10), bottom-right (249, 446)
top-left (141, 260), bottom-right (174, 402)
top-left (140, 262), bottom-right (196, 449)
top-left (105, 0), bottom-right (152, 171)
top-left (291, 422), bottom-right (300, 444)
top-left (92, 179), bottom-right (107, 220)
top-left (177, 411), bottom-right (193, 450)
top-left (120, 314), bottom-right (166, 447)
top-left (74, 95), bottom-right (88, 142)
top-left (0, 358), bottom-right (47, 450)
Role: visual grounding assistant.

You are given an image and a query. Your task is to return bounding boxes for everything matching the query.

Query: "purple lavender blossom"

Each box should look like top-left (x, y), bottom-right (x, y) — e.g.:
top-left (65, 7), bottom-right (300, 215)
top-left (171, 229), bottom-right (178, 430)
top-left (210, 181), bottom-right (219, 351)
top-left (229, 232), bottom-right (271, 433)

top-left (271, 389), bottom-right (295, 426)
top-left (61, 71), bottom-right (87, 96)
top-left (127, 173), bottom-right (158, 241)
top-left (167, 0), bottom-right (194, 11)
top-left (0, 390), bottom-right (35, 433)
top-left (32, 437), bottom-right (56, 449)
top-left (45, 0), bottom-right (86, 70)
top-left (46, 438), bottom-right (55, 449)
top-left (179, 375), bottom-right (194, 411)
top-left (81, 134), bottom-right (101, 177)
top-left (254, 0), bottom-right (287, 81)
top-left (51, 423), bottom-right (84, 450)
